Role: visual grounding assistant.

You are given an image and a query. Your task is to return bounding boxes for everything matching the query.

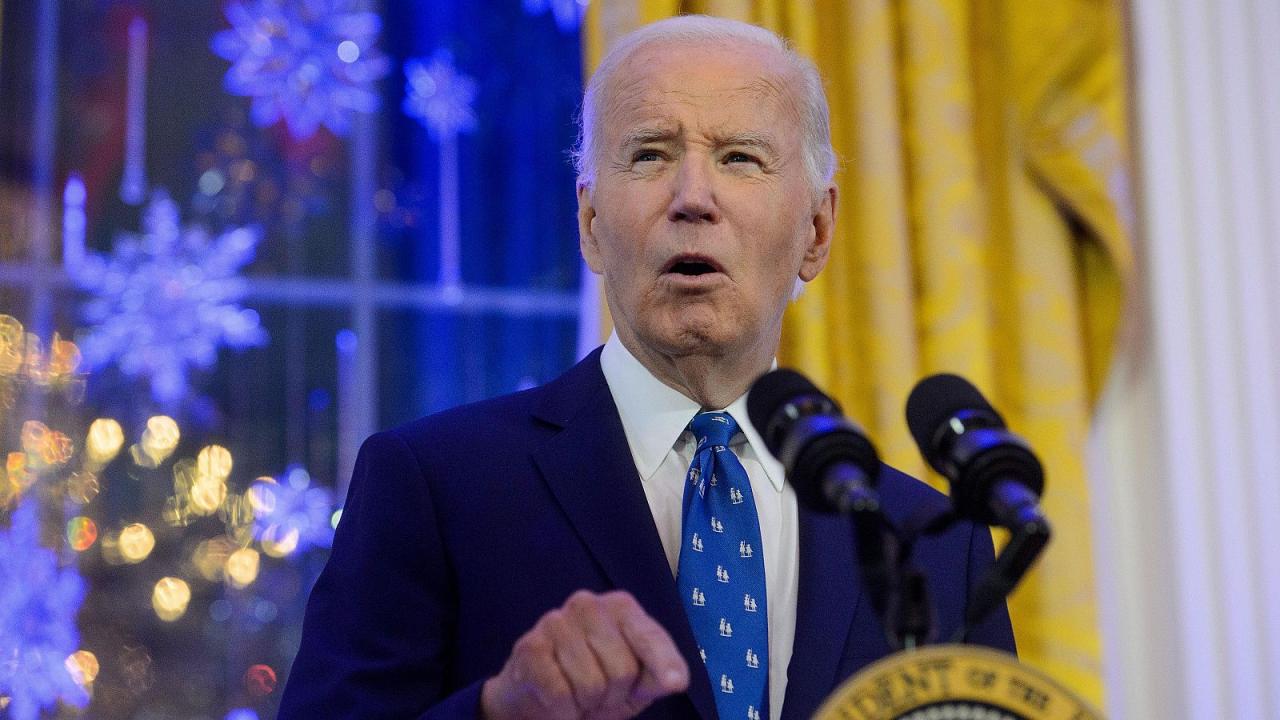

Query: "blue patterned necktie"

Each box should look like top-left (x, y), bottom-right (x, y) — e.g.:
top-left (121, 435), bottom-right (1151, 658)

top-left (677, 412), bottom-right (768, 720)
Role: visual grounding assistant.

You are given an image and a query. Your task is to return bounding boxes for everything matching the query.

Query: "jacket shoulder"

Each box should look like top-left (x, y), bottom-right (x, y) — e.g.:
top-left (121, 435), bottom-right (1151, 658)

top-left (875, 462), bottom-right (952, 528)
top-left (378, 347), bottom-right (607, 457)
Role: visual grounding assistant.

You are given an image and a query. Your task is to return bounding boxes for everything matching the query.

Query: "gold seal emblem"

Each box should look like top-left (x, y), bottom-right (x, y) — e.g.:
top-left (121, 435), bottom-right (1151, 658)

top-left (813, 645), bottom-right (1103, 720)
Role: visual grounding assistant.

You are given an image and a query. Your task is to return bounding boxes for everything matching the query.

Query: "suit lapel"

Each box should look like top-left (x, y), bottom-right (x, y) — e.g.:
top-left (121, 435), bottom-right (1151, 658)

top-left (531, 354), bottom-right (718, 720)
top-left (779, 505), bottom-right (866, 720)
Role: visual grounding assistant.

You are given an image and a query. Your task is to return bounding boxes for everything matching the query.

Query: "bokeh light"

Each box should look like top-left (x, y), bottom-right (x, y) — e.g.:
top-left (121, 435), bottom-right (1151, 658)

top-left (45, 333), bottom-right (82, 380)
top-left (253, 599), bottom-right (278, 623)
top-left (225, 709), bottom-right (259, 720)
top-left (0, 314), bottom-right (23, 375)
top-left (22, 420), bottom-right (74, 468)
top-left (152, 577), bottom-right (191, 621)
top-left (190, 445), bottom-right (233, 515)
top-left (244, 478), bottom-right (277, 515)
top-left (225, 547), bottom-right (260, 589)
top-left (6, 452), bottom-right (26, 477)
top-left (221, 490), bottom-right (256, 545)
top-left (243, 664), bottom-right (276, 697)
top-left (132, 415), bottom-right (180, 468)
top-left (65, 650), bottom-right (100, 686)
top-left (249, 468), bottom-right (336, 555)
top-left (99, 531), bottom-right (124, 565)
top-left (118, 523), bottom-right (156, 563)
top-left (259, 523), bottom-right (300, 558)
top-left (85, 418), bottom-right (125, 469)
top-left (66, 516), bottom-right (99, 552)
top-left (190, 475), bottom-right (228, 515)
top-left (193, 537), bottom-right (237, 581)
top-left (197, 444), bottom-right (234, 482)
top-left (172, 454), bottom-right (229, 519)
top-left (66, 471), bottom-right (100, 504)
top-left (0, 453), bottom-right (24, 509)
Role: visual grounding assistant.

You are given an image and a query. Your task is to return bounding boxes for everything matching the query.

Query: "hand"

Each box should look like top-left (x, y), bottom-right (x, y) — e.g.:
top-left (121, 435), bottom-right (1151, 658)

top-left (480, 590), bottom-right (690, 720)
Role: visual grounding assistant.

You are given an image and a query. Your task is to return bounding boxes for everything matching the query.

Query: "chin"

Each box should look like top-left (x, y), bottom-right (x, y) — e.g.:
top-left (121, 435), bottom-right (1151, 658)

top-left (650, 318), bottom-right (741, 356)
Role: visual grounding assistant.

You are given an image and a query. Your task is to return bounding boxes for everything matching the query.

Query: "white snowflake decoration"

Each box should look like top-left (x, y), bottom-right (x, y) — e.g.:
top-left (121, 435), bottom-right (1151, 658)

top-left (403, 50), bottom-right (478, 141)
top-left (523, 0), bottom-right (588, 32)
top-left (69, 189), bottom-right (267, 404)
top-left (212, 0), bottom-right (391, 139)
top-left (0, 501), bottom-right (88, 720)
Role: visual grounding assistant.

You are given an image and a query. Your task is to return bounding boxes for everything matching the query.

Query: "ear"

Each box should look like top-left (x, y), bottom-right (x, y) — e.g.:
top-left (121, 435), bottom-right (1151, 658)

top-left (798, 185), bottom-right (836, 281)
top-left (577, 183), bottom-right (604, 274)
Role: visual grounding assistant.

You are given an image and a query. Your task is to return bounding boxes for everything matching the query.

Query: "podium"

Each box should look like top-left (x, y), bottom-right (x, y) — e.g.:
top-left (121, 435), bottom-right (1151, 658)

top-left (814, 645), bottom-right (1102, 720)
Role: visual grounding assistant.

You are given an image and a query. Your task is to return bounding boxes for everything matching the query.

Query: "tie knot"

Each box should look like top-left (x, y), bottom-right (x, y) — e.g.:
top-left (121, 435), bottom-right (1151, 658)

top-left (689, 411), bottom-right (739, 448)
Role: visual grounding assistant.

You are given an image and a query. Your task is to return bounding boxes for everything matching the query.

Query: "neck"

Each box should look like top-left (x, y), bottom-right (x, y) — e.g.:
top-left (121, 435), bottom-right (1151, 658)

top-left (617, 331), bottom-right (775, 410)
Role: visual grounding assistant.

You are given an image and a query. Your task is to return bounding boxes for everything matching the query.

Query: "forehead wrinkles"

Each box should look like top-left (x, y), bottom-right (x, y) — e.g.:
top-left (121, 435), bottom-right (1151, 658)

top-left (601, 65), bottom-right (800, 150)
top-left (744, 73), bottom-right (803, 125)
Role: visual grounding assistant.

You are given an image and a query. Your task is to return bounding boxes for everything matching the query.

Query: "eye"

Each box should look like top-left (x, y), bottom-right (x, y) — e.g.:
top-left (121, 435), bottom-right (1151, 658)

top-left (724, 151), bottom-right (761, 166)
top-left (632, 149), bottom-right (663, 163)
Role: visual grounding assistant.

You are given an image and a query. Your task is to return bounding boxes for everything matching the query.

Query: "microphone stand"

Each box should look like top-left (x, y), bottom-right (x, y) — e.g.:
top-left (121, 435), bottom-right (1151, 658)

top-left (887, 512), bottom-right (944, 650)
top-left (949, 515), bottom-right (1050, 643)
top-left (860, 506), bottom-right (1048, 650)
top-left (851, 509), bottom-right (935, 651)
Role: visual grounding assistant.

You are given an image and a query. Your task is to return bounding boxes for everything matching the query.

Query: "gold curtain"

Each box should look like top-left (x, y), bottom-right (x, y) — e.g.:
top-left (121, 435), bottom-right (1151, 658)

top-left (585, 0), bottom-right (1132, 706)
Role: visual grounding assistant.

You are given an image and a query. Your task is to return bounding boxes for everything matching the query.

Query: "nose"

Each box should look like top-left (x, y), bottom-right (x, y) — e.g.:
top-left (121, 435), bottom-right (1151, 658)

top-left (666, 155), bottom-right (721, 224)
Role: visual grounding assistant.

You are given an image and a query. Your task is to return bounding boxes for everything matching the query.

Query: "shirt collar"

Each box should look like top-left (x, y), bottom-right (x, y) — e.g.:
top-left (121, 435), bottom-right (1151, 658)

top-left (600, 332), bottom-right (785, 492)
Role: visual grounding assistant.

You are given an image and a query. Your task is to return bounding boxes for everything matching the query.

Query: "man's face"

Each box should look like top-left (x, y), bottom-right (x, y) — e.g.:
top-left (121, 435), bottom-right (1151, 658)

top-left (578, 41), bottom-right (835, 365)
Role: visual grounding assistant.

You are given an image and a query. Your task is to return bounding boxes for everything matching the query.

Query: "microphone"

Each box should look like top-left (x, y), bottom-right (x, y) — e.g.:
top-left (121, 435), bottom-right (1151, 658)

top-left (746, 368), bottom-right (881, 514)
top-left (748, 369), bottom-right (905, 642)
top-left (904, 374), bottom-right (1046, 531)
top-left (905, 373), bottom-right (1050, 640)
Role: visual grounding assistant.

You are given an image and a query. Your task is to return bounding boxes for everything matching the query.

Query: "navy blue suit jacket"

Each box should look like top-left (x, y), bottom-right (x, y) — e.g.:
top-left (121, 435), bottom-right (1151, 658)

top-left (278, 349), bottom-right (1015, 719)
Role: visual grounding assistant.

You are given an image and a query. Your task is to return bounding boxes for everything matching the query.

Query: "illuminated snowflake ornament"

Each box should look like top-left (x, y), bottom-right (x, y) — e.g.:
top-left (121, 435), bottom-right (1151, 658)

top-left (69, 190), bottom-right (267, 404)
top-left (212, 0), bottom-right (391, 138)
top-left (403, 50), bottom-right (478, 140)
top-left (0, 501), bottom-right (88, 720)
top-left (523, 0), bottom-right (588, 32)
top-left (249, 466), bottom-right (336, 556)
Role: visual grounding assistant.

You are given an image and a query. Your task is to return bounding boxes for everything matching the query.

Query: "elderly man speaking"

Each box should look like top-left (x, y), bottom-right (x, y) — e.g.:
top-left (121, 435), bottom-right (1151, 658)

top-left (279, 15), bottom-right (1014, 720)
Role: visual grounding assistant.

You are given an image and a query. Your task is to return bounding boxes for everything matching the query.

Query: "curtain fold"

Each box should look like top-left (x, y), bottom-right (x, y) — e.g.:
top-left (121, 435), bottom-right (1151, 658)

top-left (584, 0), bottom-right (1131, 706)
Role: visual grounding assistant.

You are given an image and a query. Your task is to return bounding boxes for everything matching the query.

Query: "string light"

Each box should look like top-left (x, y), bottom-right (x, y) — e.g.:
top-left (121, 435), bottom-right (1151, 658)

top-left (224, 548), bottom-right (260, 589)
top-left (66, 517), bottom-right (99, 552)
top-left (22, 421), bottom-right (74, 469)
top-left (132, 416), bottom-right (180, 468)
top-left (152, 577), bottom-right (191, 621)
top-left (192, 537), bottom-right (237, 582)
top-left (84, 418), bottom-right (125, 469)
top-left (66, 471), bottom-right (100, 505)
top-left (260, 524), bottom-right (299, 558)
top-left (118, 523), bottom-right (155, 563)
top-left (0, 453), bottom-right (26, 509)
top-left (243, 664), bottom-right (276, 697)
top-left (64, 650), bottom-right (100, 686)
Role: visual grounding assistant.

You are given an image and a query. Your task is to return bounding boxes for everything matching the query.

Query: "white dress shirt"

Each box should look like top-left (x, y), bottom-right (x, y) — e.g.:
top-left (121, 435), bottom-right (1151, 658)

top-left (600, 333), bottom-right (799, 720)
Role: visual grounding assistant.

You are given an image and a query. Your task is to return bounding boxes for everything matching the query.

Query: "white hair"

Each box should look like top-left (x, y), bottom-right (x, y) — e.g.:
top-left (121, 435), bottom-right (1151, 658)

top-left (572, 15), bottom-right (836, 195)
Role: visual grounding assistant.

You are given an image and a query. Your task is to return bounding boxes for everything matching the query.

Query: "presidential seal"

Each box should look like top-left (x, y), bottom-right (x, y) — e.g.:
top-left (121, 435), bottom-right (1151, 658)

top-left (814, 645), bottom-right (1102, 720)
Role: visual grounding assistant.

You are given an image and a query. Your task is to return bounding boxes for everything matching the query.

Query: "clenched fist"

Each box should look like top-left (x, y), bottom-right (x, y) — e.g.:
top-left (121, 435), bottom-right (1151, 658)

top-left (480, 590), bottom-right (690, 720)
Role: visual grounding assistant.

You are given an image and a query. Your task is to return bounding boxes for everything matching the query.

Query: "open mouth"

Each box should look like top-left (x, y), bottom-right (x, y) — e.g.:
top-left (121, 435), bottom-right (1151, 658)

top-left (663, 255), bottom-right (724, 277)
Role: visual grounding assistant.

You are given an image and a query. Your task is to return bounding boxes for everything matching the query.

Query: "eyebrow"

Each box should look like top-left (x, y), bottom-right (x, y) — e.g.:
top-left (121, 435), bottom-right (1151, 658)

top-left (619, 127), bottom-right (780, 157)
top-left (711, 131), bottom-right (779, 157)
top-left (620, 126), bottom-right (681, 149)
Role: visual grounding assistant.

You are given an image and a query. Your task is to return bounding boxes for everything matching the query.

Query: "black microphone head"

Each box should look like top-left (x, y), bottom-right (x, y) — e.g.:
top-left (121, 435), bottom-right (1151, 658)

top-left (905, 373), bottom-right (1004, 470)
top-left (747, 368), bottom-right (838, 456)
top-left (905, 373), bottom-right (1043, 525)
top-left (748, 368), bottom-right (881, 513)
